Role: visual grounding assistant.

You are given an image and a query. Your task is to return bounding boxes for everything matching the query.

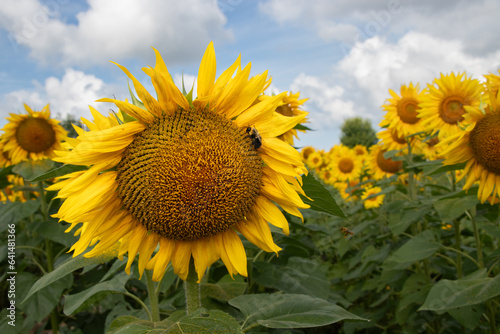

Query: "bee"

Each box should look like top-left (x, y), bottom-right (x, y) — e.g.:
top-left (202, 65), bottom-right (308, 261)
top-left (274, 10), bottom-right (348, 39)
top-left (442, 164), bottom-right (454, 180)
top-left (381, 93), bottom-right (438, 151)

top-left (340, 226), bottom-right (354, 238)
top-left (246, 126), bottom-right (262, 149)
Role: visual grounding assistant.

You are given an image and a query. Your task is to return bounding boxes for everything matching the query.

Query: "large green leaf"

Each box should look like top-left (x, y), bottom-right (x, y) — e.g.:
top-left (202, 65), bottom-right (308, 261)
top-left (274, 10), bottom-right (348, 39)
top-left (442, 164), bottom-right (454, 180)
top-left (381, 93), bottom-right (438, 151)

top-left (252, 257), bottom-right (330, 298)
top-left (433, 195), bottom-right (479, 221)
top-left (229, 293), bottom-right (368, 330)
top-left (109, 309), bottom-right (243, 334)
top-left (200, 281), bottom-right (247, 302)
top-left (12, 159), bottom-right (55, 180)
top-left (383, 232), bottom-right (441, 270)
top-left (22, 250), bottom-right (120, 303)
top-left (300, 173), bottom-right (346, 218)
top-left (0, 200), bottom-right (40, 231)
top-left (64, 271), bottom-right (130, 315)
top-left (419, 269), bottom-right (500, 311)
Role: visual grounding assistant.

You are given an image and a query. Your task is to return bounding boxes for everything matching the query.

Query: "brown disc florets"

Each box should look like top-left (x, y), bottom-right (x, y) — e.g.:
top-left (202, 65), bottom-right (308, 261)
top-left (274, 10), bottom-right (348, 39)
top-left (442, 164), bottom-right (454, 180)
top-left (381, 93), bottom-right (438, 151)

top-left (116, 107), bottom-right (263, 241)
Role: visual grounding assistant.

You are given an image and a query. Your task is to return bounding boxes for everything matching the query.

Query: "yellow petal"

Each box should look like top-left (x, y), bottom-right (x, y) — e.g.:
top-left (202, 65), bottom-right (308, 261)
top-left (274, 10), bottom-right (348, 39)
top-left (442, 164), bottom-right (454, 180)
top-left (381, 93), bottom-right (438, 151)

top-left (197, 41), bottom-right (216, 99)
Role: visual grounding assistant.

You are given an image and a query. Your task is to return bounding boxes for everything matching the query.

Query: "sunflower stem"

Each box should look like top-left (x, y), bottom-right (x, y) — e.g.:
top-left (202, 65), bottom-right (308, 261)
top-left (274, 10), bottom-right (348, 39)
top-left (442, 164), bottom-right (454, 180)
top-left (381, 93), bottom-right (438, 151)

top-left (453, 219), bottom-right (463, 279)
top-left (38, 181), bottom-right (60, 334)
top-left (184, 257), bottom-right (201, 315)
top-left (487, 301), bottom-right (497, 334)
top-left (144, 270), bottom-right (160, 322)
top-left (466, 209), bottom-right (484, 268)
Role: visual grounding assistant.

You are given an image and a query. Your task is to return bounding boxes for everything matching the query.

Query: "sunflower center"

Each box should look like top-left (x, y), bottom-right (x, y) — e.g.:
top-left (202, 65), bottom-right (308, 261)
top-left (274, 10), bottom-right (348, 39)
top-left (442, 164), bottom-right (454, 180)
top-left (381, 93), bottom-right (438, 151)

top-left (376, 150), bottom-right (402, 174)
top-left (15, 117), bottom-right (56, 153)
top-left (338, 157), bottom-right (354, 173)
top-left (276, 104), bottom-right (294, 117)
top-left (469, 112), bottom-right (500, 174)
top-left (440, 96), bottom-right (465, 124)
top-left (397, 97), bottom-right (420, 124)
top-left (116, 107), bottom-right (263, 241)
top-left (391, 130), bottom-right (407, 144)
top-left (426, 137), bottom-right (439, 148)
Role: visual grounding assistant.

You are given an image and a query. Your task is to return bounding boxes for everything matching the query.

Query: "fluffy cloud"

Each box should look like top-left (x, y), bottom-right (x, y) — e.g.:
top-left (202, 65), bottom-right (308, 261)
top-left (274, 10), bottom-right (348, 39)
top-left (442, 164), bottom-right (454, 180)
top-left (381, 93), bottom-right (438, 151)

top-left (290, 73), bottom-right (357, 128)
top-left (259, 0), bottom-right (500, 55)
top-left (337, 32), bottom-right (500, 108)
top-left (1, 0), bottom-right (232, 67)
top-left (0, 68), bottom-right (117, 124)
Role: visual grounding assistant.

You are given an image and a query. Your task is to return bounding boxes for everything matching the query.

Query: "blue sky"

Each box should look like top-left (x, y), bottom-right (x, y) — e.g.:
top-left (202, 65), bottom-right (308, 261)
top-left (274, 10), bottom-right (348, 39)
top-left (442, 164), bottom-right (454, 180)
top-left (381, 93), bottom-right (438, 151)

top-left (1, 0), bottom-right (500, 150)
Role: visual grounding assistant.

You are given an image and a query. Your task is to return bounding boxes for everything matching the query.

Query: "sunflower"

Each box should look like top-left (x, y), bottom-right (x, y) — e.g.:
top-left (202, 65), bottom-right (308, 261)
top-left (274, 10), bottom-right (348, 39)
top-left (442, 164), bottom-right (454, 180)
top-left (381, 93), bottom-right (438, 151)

top-left (361, 185), bottom-right (385, 209)
top-left (417, 72), bottom-right (482, 140)
top-left (381, 82), bottom-right (425, 137)
top-left (377, 125), bottom-right (423, 155)
top-left (260, 92), bottom-right (308, 145)
top-left (334, 179), bottom-right (360, 202)
top-left (483, 70), bottom-right (500, 99)
top-left (301, 146), bottom-right (316, 161)
top-left (1, 104), bottom-right (67, 164)
top-left (48, 43), bottom-right (309, 282)
top-left (420, 135), bottom-right (443, 161)
top-left (306, 150), bottom-right (323, 170)
top-left (329, 145), bottom-right (362, 182)
top-left (438, 82), bottom-right (500, 204)
top-left (365, 144), bottom-right (402, 180)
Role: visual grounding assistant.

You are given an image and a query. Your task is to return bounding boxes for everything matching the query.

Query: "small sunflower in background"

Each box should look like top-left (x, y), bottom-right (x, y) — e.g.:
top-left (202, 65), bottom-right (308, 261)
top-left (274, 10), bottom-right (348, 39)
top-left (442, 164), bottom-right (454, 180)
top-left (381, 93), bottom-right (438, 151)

top-left (483, 70), bottom-right (500, 98)
top-left (417, 72), bottom-right (482, 140)
top-left (334, 179), bottom-right (361, 203)
top-left (306, 150), bottom-right (323, 171)
top-left (262, 91), bottom-right (308, 145)
top-left (381, 82), bottom-right (425, 137)
top-left (1, 104), bottom-right (67, 164)
top-left (361, 185), bottom-right (385, 209)
top-left (49, 42), bottom-right (310, 282)
top-left (329, 145), bottom-right (363, 182)
top-left (439, 81), bottom-right (500, 204)
top-left (365, 144), bottom-right (402, 180)
top-left (419, 135), bottom-right (442, 161)
top-left (300, 146), bottom-right (315, 162)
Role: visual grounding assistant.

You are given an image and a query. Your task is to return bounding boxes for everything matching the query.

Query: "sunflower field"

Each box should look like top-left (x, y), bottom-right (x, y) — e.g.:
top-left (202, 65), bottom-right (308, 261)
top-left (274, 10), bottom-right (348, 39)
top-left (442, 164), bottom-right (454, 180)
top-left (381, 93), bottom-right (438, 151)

top-left (0, 44), bottom-right (499, 334)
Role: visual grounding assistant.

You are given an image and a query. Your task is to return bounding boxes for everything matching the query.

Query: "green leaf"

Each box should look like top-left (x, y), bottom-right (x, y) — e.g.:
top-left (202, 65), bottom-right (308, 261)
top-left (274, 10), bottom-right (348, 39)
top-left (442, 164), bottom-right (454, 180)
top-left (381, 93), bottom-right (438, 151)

top-left (128, 81), bottom-right (146, 110)
top-left (447, 305), bottom-right (483, 330)
top-left (29, 164), bottom-right (88, 182)
top-left (0, 200), bottom-right (40, 231)
top-left (64, 271), bottom-right (130, 315)
top-left (383, 233), bottom-right (441, 270)
top-left (419, 269), bottom-right (500, 311)
top-left (229, 294), bottom-right (368, 330)
top-left (34, 219), bottom-right (78, 247)
top-left (12, 159), bottom-right (55, 180)
top-left (300, 173), bottom-right (346, 218)
top-left (200, 281), bottom-right (247, 302)
top-left (252, 258), bottom-right (330, 298)
top-left (22, 250), bottom-right (120, 303)
top-left (107, 316), bottom-right (155, 334)
top-left (423, 161), bottom-right (466, 176)
top-left (19, 272), bottom-right (73, 323)
top-left (160, 309), bottom-right (243, 333)
top-left (294, 124), bottom-right (312, 131)
top-left (433, 195), bottom-right (479, 221)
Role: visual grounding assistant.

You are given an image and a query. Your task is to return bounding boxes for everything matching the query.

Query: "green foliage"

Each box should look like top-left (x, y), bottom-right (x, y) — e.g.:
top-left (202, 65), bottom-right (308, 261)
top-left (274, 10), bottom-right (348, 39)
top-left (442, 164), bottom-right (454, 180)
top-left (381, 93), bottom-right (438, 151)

top-left (339, 117), bottom-right (378, 148)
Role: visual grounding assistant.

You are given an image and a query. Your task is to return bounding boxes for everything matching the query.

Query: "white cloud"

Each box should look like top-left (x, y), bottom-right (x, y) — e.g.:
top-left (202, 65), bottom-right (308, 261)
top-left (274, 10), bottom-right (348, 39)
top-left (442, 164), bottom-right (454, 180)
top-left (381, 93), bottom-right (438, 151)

top-left (337, 32), bottom-right (500, 109)
top-left (1, 0), bottom-right (233, 67)
top-left (290, 73), bottom-right (357, 129)
top-left (0, 68), bottom-right (117, 124)
top-left (259, 0), bottom-right (500, 55)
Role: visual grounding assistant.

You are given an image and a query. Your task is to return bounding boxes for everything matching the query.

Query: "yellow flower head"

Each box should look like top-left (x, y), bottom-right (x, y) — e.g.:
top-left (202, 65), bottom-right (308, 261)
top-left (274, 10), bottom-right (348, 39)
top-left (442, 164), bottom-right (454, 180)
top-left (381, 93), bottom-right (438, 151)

top-left (381, 82), bottom-right (426, 137)
top-left (1, 104), bottom-right (67, 164)
top-left (439, 81), bottom-right (500, 204)
top-left (328, 144), bottom-right (363, 182)
top-left (418, 72), bottom-right (482, 140)
top-left (260, 92), bottom-right (309, 145)
top-left (365, 144), bottom-right (402, 180)
top-left (361, 186), bottom-right (385, 209)
top-left (49, 42), bottom-right (310, 282)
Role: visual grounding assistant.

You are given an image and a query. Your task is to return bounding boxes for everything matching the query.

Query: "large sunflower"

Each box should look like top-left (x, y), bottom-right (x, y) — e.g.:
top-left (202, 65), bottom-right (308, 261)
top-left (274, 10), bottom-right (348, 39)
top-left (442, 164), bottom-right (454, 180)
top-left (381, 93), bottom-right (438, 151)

top-left (1, 104), bottom-right (67, 164)
top-left (417, 72), bottom-right (482, 140)
top-left (48, 43), bottom-right (309, 282)
top-left (381, 82), bottom-right (425, 137)
top-left (439, 82), bottom-right (500, 204)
